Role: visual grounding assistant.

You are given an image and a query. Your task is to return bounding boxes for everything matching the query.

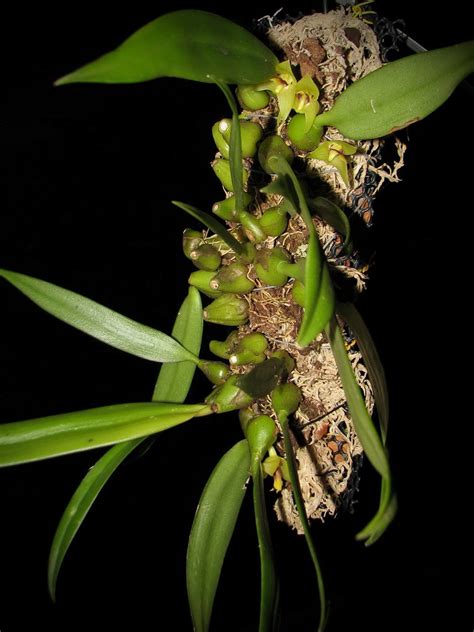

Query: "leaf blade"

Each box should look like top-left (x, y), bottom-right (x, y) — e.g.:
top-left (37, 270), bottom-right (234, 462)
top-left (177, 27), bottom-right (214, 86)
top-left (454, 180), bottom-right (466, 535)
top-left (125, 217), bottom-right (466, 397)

top-left (172, 201), bottom-right (244, 256)
top-left (0, 268), bottom-right (197, 364)
top-left (48, 289), bottom-right (202, 599)
top-left (336, 302), bottom-right (389, 443)
top-left (0, 402), bottom-right (208, 466)
top-left (152, 287), bottom-right (203, 403)
top-left (55, 10), bottom-right (277, 86)
top-left (187, 439), bottom-right (250, 632)
top-left (316, 41), bottom-right (474, 139)
top-left (325, 316), bottom-right (389, 479)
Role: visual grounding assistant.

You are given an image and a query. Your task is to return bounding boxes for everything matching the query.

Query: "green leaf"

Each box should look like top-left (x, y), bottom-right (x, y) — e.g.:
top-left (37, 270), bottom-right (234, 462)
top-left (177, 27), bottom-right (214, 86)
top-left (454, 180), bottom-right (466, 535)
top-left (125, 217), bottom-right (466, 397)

top-left (251, 457), bottom-right (279, 632)
top-left (48, 290), bottom-right (203, 601)
top-left (356, 477), bottom-right (397, 545)
top-left (0, 268), bottom-right (198, 364)
top-left (213, 80), bottom-right (245, 214)
top-left (267, 157), bottom-right (335, 347)
top-left (47, 438), bottom-right (142, 600)
top-left (315, 41), bottom-right (474, 139)
top-left (324, 316), bottom-right (389, 479)
top-left (279, 413), bottom-right (327, 631)
top-left (0, 402), bottom-right (209, 466)
top-left (236, 357), bottom-right (285, 400)
top-left (172, 201), bottom-right (244, 256)
top-left (187, 440), bottom-right (250, 632)
top-left (152, 287), bottom-right (203, 403)
top-left (55, 10), bottom-right (277, 86)
top-left (336, 302), bottom-right (389, 443)
top-left (310, 197), bottom-right (352, 254)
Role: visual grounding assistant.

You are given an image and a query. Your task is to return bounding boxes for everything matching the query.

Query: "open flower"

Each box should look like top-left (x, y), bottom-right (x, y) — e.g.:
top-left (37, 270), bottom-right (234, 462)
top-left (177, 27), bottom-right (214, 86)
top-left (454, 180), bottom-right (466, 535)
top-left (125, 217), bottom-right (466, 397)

top-left (309, 139), bottom-right (357, 186)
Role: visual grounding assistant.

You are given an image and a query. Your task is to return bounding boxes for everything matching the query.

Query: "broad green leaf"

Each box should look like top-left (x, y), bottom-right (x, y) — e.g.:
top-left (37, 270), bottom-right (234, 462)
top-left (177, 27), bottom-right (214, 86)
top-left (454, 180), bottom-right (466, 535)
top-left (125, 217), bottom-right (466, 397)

top-left (187, 440), bottom-right (250, 632)
top-left (267, 156), bottom-right (335, 347)
top-left (315, 41), bottom-right (474, 139)
top-left (152, 287), bottom-right (203, 403)
top-left (336, 302), bottom-right (389, 443)
top-left (55, 10), bottom-right (277, 87)
top-left (310, 197), bottom-right (352, 254)
top-left (251, 457), bottom-right (279, 632)
top-left (48, 290), bottom-right (202, 601)
top-left (172, 201), bottom-right (244, 256)
top-left (279, 413), bottom-right (327, 631)
top-left (0, 402), bottom-right (209, 466)
top-left (325, 316), bottom-right (389, 479)
top-left (48, 438), bottom-right (142, 600)
top-left (0, 268), bottom-right (197, 364)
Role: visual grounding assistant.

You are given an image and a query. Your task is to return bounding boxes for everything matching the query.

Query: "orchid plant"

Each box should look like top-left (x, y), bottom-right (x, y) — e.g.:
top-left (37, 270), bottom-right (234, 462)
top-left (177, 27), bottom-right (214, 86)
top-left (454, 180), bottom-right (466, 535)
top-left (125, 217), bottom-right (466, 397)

top-left (1, 8), bottom-right (472, 632)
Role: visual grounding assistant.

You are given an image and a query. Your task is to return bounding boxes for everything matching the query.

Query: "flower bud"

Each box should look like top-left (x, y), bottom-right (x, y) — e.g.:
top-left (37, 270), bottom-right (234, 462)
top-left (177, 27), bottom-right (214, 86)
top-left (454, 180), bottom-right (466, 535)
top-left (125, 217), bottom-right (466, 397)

top-left (291, 279), bottom-right (305, 307)
top-left (188, 270), bottom-right (222, 298)
top-left (271, 382), bottom-right (301, 416)
top-left (190, 244), bottom-right (221, 271)
top-left (212, 121), bottom-right (230, 158)
top-left (287, 113), bottom-right (324, 152)
top-left (219, 118), bottom-right (263, 159)
top-left (209, 330), bottom-right (239, 359)
top-left (246, 415), bottom-right (277, 459)
top-left (183, 228), bottom-right (203, 260)
top-left (212, 158), bottom-right (249, 192)
top-left (258, 135), bottom-right (294, 175)
top-left (205, 375), bottom-right (254, 413)
top-left (238, 211), bottom-right (267, 243)
top-left (236, 85), bottom-right (270, 111)
top-left (258, 204), bottom-right (289, 237)
top-left (229, 333), bottom-right (267, 366)
top-left (254, 247), bottom-right (290, 287)
top-left (212, 192), bottom-right (253, 221)
top-left (203, 294), bottom-right (249, 326)
top-left (198, 360), bottom-right (231, 385)
top-left (210, 262), bottom-right (255, 294)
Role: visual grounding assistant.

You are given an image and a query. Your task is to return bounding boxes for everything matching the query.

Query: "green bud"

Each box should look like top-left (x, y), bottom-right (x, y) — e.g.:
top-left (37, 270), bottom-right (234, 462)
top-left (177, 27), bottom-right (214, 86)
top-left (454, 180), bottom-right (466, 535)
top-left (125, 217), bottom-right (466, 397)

top-left (212, 121), bottom-right (230, 158)
top-left (205, 374), bottom-right (254, 413)
top-left (190, 244), bottom-right (221, 271)
top-left (245, 415), bottom-right (277, 459)
top-left (238, 210), bottom-right (267, 243)
top-left (271, 382), bottom-right (301, 416)
top-left (209, 330), bottom-right (239, 359)
top-left (228, 332), bottom-right (267, 366)
top-left (183, 228), bottom-right (203, 260)
top-left (198, 360), bottom-right (231, 385)
top-left (270, 350), bottom-right (295, 376)
top-left (287, 113), bottom-right (324, 152)
top-left (210, 262), bottom-right (255, 294)
top-left (291, 279), bottom-right (305, 307)
top-left (239, 242), bottom-right (256, 264)
top-left (236, 85), bottom-right (270, 111)
top-left (258, 135), bottom-right (294, 175)
top-left (238, 332), bottom-right (268, 354)
top-left (188, 270), bottom-right (222, 298)
top-left (238, 406), bottom-right (256, 434)
top-left (229, 349), bottom-right (266, 366)
top-left (254, 247), bottom-right (290, 287)
top-left (212, 158), bottom-right (249, 192)
top-left (259, 204), bottom-right (289, 237)
top-left (212, 192), bottom-right (253, 221)
top-left (203, 294), bottom-right (249, 326)
top-left (219, 118), bottom-right (263, 159)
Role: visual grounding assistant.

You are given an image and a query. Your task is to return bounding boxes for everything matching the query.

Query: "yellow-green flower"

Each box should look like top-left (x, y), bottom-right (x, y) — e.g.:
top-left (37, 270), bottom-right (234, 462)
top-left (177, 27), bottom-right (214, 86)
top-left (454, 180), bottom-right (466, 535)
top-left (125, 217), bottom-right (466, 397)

top-left (293, 75), bottom-right (320, 132)
top-left (309, 140), bottom-right (357, 186)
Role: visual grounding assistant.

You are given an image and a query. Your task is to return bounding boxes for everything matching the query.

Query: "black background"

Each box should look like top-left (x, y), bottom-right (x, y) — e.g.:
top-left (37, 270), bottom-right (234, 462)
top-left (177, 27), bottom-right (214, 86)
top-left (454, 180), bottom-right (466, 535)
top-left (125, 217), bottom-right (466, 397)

top-left (1, 3), bottom-right (472, 631)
